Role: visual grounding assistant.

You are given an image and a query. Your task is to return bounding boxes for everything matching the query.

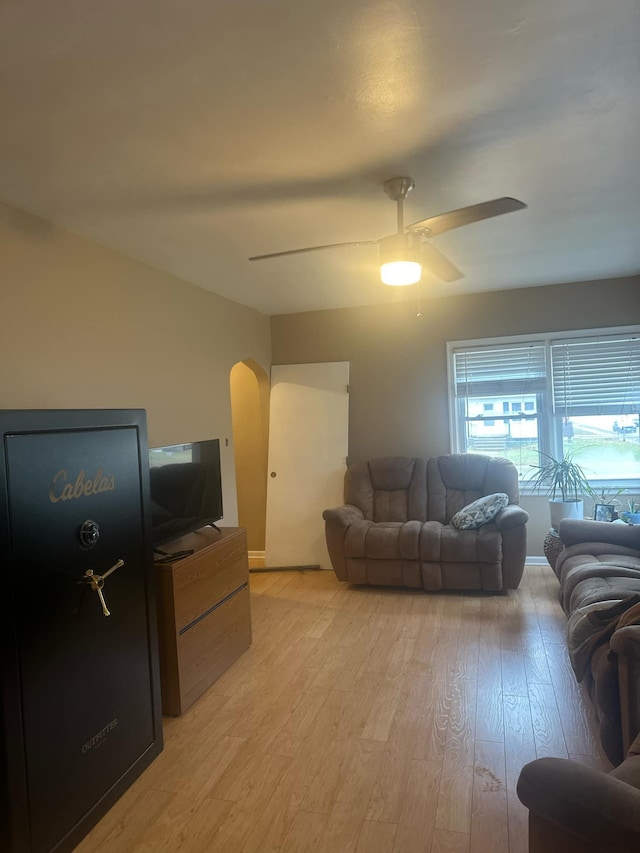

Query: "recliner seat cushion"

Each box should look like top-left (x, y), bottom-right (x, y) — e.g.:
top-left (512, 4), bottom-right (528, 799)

top-left (345, 518), bottom-right (504, 566)
top-left (569, 577), bottom-right (640, 612)
top-left (344, 520), bottom-right (422, 560)
top-left (560, 560), bottom-right (640, 613)
top-left (557, 550), bottom-right (640, 587)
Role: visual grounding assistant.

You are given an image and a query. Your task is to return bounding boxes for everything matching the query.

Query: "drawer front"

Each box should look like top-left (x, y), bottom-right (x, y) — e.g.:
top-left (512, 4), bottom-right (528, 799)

top-left (178, 586), bottom-right (251, 710)
top-left (174, 532), bottom-right (248, 630)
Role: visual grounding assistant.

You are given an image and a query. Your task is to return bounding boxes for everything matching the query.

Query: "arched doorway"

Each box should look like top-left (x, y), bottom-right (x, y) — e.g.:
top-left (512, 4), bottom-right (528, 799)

top-left (229, 359), bottom-right (270, 567)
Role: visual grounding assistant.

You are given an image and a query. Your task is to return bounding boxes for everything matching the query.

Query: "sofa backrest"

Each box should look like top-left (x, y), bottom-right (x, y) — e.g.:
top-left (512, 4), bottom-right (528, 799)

top-left (344, 454), bottom-right (519, 524)
top-left (427, 454), bottom-right (519, 523)
top-left (344, 457), bottom-right (428, 522)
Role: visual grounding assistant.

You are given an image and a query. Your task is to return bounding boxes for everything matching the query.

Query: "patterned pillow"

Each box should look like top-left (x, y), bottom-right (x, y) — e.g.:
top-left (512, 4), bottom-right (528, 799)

top-left (450, 493), bottom-right (509, 530)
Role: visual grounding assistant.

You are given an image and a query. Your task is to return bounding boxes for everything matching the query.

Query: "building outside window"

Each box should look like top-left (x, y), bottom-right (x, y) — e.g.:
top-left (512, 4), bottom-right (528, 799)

top-left (447, 327), bottom-right (640, 489)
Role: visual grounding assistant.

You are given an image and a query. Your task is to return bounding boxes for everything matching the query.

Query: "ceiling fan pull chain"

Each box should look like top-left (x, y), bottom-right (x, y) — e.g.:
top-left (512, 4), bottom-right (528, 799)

top-left (417, 280), bottom-right (423, 318)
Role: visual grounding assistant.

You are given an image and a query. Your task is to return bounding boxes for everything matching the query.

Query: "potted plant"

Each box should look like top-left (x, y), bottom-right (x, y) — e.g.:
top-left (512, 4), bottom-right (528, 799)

top-left (527, 451), bottom-right (590, 531)
top-left (620, 498), bottom-right (640, 525)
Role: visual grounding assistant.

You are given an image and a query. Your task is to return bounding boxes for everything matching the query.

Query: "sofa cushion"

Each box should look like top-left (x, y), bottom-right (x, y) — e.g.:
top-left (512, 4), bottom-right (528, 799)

top-left (558, 550), bottom-right (640, 587)
top-left (570, 577), bottom-right (640, 612)
top-left (427, 454), bottom-right (519, 523)
top-left (344, 457), bottom-right (428, 522)
top-left (560, 560), bottom-right (640, 613)
top-left (344, 519), bottom-right (422, 560)
top-left (451, 492), bottom-right (509, 530)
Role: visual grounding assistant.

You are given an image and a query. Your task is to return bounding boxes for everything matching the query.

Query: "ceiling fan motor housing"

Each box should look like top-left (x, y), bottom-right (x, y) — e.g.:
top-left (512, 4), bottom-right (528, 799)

top-left (383, 177), bottom-right (415, 201)
top-left (379, 232), bottom-right (422, 266)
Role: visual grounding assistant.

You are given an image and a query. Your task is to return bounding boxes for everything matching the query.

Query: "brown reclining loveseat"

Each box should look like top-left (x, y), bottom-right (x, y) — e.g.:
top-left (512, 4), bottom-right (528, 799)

top-left (323, 454), bottom-right (528, 592)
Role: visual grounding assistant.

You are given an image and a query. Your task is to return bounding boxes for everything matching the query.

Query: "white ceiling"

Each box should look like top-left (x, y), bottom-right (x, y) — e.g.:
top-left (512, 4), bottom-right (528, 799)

top-left (1, 0), bottom-right (639, 315)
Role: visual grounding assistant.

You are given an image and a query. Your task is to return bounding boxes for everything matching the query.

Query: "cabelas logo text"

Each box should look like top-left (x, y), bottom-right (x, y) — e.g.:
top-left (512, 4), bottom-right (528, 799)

top-left (82, 718), bottom-right (118, 754)
top-left (49, 468), bottom-right (115, 503)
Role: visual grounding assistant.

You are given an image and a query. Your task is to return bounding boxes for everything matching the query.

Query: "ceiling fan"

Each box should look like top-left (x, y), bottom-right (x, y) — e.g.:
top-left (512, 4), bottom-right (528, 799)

top-left (248, 177), bottom-right (526, 286)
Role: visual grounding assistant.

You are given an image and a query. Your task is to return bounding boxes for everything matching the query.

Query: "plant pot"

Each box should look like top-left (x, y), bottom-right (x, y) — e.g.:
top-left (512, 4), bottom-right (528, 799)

top-left (549, 499), bottom-right (584, 532)
top-left (620, 512), bottom-right (640, 525)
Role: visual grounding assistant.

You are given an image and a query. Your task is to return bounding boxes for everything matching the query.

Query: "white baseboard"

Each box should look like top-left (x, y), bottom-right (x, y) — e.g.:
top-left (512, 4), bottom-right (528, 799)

top-left (253, 551), bottom-right (547, 569)
top-left (248, 550), bottom-right (265, 569)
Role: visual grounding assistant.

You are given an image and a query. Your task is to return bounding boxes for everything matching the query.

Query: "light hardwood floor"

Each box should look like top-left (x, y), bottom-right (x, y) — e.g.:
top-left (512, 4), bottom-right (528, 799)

top-left (75, 564), bottom-right (607, 853)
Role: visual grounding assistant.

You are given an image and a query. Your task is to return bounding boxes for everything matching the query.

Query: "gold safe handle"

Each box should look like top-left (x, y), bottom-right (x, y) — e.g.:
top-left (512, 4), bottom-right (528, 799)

top-left (82, 559), bottom-right (125, 617)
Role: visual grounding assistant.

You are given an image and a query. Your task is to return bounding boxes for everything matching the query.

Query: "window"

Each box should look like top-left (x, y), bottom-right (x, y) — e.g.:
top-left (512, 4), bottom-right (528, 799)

top-left (551, 334), bottom-right (640, 480)
top-left (448, 328), bottom-right (640, 488)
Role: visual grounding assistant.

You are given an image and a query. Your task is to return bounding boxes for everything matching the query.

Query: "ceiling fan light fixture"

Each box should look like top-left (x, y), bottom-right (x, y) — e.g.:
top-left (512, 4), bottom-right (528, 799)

top-left (379, 233), bottom-right (421, 286)
top-left (380, 260), bottom-right (421, 286)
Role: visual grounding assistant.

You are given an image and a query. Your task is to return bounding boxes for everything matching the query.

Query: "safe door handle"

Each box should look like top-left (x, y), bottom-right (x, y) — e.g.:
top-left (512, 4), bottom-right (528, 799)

top-left (98, 558), bottom-right (124, 582)
top-left (80, 559), bottom-right (125, 617)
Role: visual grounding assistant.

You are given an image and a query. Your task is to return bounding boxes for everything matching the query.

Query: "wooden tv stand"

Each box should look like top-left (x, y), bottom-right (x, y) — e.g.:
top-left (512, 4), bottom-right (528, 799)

top-left (153, 526), bottom-right (252, 715)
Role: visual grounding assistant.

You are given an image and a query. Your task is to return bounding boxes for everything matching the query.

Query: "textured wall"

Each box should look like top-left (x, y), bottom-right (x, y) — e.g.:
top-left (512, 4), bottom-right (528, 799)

top-left (271, 275), bottom-right (640, 553)
top-left (0, 204), bottom-right (271, 526)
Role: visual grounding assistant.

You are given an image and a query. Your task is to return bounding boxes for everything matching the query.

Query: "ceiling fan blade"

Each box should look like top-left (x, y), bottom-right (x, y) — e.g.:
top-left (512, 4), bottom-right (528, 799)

top-left (407, 197), bottom-right (527, 237)
top-left (420, 242), bottom-right (464, 282)
top-left (249, 239), bottom-right (377, 261)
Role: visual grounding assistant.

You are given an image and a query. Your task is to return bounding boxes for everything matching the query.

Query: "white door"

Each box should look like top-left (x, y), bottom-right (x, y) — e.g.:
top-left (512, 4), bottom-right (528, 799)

top-left (265, 362), bottom-right (349, 569)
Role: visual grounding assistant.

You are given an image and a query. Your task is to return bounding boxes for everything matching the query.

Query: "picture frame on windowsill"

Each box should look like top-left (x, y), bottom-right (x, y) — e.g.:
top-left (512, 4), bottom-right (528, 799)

top-left (594, 503), bottom-right (616, 522)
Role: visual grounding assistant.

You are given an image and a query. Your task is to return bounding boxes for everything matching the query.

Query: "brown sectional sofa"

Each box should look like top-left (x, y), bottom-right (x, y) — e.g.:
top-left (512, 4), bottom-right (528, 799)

top-left (323, 454), bottom-right (529, 592)
top-left (517, 518), bottom-right (640, 851)
top-left (554, 519), bottom-right (640, 765)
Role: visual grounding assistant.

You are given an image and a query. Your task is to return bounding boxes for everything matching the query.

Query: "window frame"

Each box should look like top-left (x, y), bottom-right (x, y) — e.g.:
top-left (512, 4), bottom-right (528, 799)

top-left (447, 325), bottom-right (640, 494)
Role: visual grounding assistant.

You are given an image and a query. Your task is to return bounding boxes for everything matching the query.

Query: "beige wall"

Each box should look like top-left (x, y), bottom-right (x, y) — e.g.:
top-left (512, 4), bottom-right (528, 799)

top-left (271, 275), bottom-right (640, 555)
top-left (0, 204), bottom-right (271, 526)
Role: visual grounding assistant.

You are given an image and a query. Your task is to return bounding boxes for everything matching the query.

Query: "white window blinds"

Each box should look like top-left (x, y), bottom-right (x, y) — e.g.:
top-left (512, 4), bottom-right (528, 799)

top-left (453, 344), bottom-right (547, 397)
top-left (551, 334), bottom-right (640, 416)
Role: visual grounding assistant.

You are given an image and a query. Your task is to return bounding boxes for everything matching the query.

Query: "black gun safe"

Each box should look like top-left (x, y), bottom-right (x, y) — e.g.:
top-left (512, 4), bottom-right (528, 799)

top-left (0, 410), bottom-right (163, 852)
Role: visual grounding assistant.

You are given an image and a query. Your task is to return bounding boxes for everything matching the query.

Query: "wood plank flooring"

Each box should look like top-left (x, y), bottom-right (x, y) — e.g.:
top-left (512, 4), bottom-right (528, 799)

top-left (75, 564), bottom-right (607, 853)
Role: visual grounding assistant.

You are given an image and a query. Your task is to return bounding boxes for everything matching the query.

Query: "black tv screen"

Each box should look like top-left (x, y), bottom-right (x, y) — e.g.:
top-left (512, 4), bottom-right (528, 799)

top-left (148, 439), bottom-right (223, 545)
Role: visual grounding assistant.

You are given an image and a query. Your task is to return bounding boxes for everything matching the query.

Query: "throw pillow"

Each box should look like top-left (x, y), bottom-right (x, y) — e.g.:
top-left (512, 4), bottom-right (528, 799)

top-left (450, 493), bottom-right (509, 530)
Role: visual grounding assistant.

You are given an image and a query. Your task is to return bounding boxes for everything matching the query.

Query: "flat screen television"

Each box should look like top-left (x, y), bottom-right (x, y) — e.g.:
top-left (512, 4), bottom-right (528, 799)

top-left (148, 439), bottom-right (223, 546)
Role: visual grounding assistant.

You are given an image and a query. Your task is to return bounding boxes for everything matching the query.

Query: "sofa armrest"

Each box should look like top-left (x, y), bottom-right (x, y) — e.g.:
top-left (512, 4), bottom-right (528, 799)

top-left (517, 757), bottom-right (640, 847)
top-left (494, 504), bottom-right (529, 531)
top-left (322, 504), bottom-right (364, 528)
top-left (610, 624), bottom-right (640, 755)
top-left (559, 518), bottom-right (640, 551)
top-left (323, 505), bottom-right (364, 581)
top-left (610, 624), bottom-right (640, 659)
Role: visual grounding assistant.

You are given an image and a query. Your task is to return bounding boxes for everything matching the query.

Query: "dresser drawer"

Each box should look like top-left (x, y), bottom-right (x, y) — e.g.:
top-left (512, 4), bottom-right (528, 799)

top-left (153, 527), bottom-right (252, 716)
top-left (173, 530), bottom-right (248, 630)
top-left (178, 586), bottom-right (251, 710)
